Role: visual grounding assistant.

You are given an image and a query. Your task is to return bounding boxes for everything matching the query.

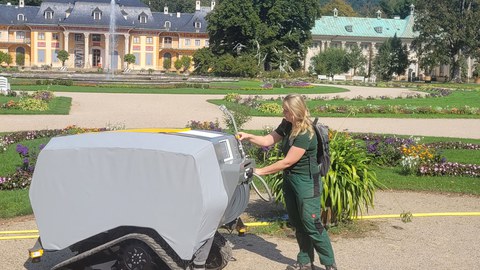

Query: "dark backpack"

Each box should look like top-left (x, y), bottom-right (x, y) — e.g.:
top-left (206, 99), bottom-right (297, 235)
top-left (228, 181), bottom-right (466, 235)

top-left (312, 118), bottom-right (331, 177)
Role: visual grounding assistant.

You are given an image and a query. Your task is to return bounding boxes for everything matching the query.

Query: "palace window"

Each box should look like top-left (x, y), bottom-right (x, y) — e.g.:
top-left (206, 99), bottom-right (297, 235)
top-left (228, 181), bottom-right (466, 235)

top-left (38, 32), bottom-right (45, 40)
top-left (37, 49), bottom-right (46, 63)
top-left (185, 39), bottom-right (191, 46)
top-left (75, 33), bottom-right (83, 42)
top-left (133, 52), bottom-right (140, 65)
top-left (205, 40), bottom-right (209, 47)
top-left (164, 21), bottom-right (171, 28)
top-left (164, 37), bottom-right (172, 44)
top-left (145, 53), bottom-right (153, 66)
top-left (52, 50), bottom-right (59, 63)
top-left (52, 33), bottom-right (59, 40)
top-left (146, 37), bottom-right (153, 44)
top-left (195, 39), bottom-right (200, 46)
top-left (17, 14), bottom-right (25, 21)
top-left (133, 36), bottom-right (140, 44)
top-left (92, 34), bottom-right (101, 42)
top-left (16, 31), bottom-right (25, 40)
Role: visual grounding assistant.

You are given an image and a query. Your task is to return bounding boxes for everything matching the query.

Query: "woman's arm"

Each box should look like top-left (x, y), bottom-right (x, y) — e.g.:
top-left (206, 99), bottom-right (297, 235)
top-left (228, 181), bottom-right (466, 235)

top-left (237, 130), bottom-right (282, 147)
top-left (255, 146), bottom-right (306, 176)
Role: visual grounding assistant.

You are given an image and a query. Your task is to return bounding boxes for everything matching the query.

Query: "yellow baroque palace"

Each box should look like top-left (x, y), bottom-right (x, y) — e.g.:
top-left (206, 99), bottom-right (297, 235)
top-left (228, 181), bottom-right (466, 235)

top-left (0, 0), bottom-right (214, 71)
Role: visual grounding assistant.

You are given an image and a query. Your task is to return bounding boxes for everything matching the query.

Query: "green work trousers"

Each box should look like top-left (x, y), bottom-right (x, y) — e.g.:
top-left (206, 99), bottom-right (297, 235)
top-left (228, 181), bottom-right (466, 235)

top-left (283, 172), bottom-right (335, 266)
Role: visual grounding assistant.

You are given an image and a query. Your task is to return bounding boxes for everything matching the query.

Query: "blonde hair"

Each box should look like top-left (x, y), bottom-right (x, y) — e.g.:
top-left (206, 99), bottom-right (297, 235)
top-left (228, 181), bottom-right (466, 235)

top-left (283, 94), bottom-right (314, 140)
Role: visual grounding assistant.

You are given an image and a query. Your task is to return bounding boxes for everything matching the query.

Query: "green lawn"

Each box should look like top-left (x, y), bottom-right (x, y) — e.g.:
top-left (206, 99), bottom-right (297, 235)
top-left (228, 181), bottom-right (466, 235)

top-left (211, 90), bottom-right (480, 118)
top-left (12, 83), bottom-right (348, 95)
top-left (0, 96), bottom-right (71, 115)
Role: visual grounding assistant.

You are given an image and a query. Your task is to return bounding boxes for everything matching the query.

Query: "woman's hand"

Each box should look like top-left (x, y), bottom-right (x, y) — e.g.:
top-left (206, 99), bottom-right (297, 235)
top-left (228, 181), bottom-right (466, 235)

top-left (236, 132), bottom-right (250, 141)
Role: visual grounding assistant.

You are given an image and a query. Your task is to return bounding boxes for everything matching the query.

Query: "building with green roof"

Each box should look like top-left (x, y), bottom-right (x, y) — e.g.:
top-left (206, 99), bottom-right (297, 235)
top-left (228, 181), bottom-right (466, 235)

top-left (306, 5), bottom-right (419, 80)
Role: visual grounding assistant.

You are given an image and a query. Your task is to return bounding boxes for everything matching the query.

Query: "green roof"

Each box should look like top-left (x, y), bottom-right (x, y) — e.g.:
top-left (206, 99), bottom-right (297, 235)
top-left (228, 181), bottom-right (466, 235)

top-left (312, 15), bottom-right (417, 39)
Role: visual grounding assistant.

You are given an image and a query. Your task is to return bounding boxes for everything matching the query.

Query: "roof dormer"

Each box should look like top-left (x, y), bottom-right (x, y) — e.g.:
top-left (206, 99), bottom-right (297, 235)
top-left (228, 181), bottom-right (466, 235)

top-left (345, 25), bottom-right (352, 32)
top-left (139, 12), bottom-right (147, 24)
top-left (121, 9), bottom-right (128, 20)
top-left (194, 20), bottom-right (201, 30)
top-left (165, 21), bottom-right (171, 28)
top-left (374, 26), bottom-right (383, 33)
top-left (17, 14), bottom-right (25, 21)
top-left (92, 7), bottom-right (102, 20)
top-left (44, 7), bottom-right (54, 19)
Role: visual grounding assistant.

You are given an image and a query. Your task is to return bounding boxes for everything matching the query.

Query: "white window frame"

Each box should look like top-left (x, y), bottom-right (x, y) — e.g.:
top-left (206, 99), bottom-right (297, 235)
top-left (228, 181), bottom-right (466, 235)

top-left (17, 14), bottom-right (25, 21)
top-left (185, 39), bottom-right (191, 46)
top-left (16, 31), bottom-right (25, 40)
top-left (164, 21), bottom-right (171, 28)
top-left (133, 36), bottom-right (140, 44)
top-left (45, 11), bottom-right (53, 19)
top-left (38, 32), bottom-right (45, 40)
top-left (93, 11), bottom-right (102, 20)
top-left (146, 37), bottom-right (153, 44)
top-left (139, 15), bottom-right (147, 24)
top-left (195, 39), bottom-right (200, 46)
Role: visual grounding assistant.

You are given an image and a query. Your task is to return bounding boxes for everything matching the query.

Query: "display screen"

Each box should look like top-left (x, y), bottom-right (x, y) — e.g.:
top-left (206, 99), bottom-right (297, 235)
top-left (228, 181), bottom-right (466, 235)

top-left (218, 139), bottom-right (233, 162)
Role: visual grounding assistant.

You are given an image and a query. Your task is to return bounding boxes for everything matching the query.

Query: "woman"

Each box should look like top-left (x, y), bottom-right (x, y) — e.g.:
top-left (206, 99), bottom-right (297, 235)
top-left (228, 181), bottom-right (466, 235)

top-left (237, 94), bottom-right (337, 270)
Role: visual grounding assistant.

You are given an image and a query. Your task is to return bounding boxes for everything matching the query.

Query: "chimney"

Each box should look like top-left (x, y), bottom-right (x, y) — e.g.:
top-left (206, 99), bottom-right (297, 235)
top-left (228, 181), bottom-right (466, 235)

top-left (410, 4), bottom-right (415, 15)
top-left (376, 10), bottom-right (382, 19)
top-left (19, 0), bottom-right (24, 7)
top-left (164, 6), bottom-right (168, 14)
top-left (333, 8), bottom-right (338, 18)
top-left (195, 0), bottom-right (200, 11)
top-left (177, 12), bottom-right (180, 18)
top-left (211, 0), bottom-right (216, 10)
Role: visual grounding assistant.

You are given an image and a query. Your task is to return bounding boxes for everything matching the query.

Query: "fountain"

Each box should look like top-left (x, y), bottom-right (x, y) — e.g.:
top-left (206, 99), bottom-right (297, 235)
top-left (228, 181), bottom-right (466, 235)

top-left (108, 0), bottom-right (116, 79)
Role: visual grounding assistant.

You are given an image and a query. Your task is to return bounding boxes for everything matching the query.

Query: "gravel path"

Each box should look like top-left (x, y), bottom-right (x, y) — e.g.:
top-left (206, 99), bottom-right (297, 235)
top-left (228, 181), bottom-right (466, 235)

top-left (1, 85), bottom-right (479, 138)
top-left (1, 191), bottom-right (479, 270)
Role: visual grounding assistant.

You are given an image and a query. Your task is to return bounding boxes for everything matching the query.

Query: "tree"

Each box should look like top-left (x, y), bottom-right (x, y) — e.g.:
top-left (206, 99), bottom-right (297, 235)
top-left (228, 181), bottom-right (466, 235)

top-left (57, 50), bottom-right (69, 67)
top-left (124, 54), bottom-right (136, 69)
top-left (180, 56), bottom-right (191, 72)
top-left (163, 58), bottom-right (171, 70)
top-left (192, 48), bottom-right (215, 75)
top-left (207, 0), bottom-right (320, 73)
top-left (412, 0), bottom-right (480, 82)
top-left (174, 58), bottom-right (183, 72)
top-left (346, 46), bottom-right (367, 75)
top-left (379, 0), bottom-right (414, 18)
top-left (373, 34), bottom-right (409, 80)
top-left (320, 0), bottom-right (358, 16)
top-left (16, 53), bottom-right (25, 66)
top-left (310, 47), bottom-right (349, 76)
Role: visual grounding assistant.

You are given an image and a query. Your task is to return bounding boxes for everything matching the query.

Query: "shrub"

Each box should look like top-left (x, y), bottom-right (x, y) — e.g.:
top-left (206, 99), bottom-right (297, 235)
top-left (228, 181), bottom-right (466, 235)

top-left (258, 103), bottom-right (282, 114)
top-left (223, 93), bottom-right (241, 103)
top-left (32, 90), bottom-right (55, 102)
top-left (186, 119), bottom-right (222, 131)
top-left (17, 98), bottom-right (49, 111)
top-left (324, 132), bottom-right (380, 224)
top-left (222, 103), bottom-right (252, 133)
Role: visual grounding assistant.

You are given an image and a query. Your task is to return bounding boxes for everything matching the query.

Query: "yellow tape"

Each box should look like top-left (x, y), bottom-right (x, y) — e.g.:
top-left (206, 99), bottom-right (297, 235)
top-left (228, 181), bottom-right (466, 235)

top-left (0, 235), bottom-right (39, 240)
top-left (0, 230), bottom-right (39, 234)
top-left (115, 128), bottom-right (191, 133)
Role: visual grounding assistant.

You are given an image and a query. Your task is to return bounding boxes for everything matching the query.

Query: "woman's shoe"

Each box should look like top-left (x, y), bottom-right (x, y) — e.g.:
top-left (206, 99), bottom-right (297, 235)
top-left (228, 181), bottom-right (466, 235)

top-left (325, 263), bottom-right (337, 270)
top-left (286, 262), bottom-right (313, 270)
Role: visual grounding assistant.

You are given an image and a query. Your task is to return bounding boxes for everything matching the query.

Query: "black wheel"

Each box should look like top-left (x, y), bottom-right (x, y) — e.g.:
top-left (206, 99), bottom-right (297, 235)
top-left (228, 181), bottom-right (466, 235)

top-left (118, 241), bottom-right (163, 270)
top-left (205, 232), bottom-right (232, 270)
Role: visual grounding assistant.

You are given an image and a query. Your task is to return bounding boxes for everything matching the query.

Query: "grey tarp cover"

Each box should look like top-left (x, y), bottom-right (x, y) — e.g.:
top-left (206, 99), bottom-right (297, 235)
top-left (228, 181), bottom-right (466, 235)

top-left (30, 132), bottom-right (228, 260)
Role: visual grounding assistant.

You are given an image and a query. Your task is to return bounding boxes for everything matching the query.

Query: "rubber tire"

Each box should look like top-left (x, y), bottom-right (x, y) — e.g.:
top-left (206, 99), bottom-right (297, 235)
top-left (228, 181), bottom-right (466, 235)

top-left (205, 232), bottom-right (232, 270)
top-left (118, 241), bottom-right (163, 270)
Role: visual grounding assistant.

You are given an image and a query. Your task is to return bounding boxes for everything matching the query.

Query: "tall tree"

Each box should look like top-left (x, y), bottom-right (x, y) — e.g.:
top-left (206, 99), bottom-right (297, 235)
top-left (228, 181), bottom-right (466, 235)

top-left (412, 0), bottom-right (480, 82)
top-left (373, 34), bottom-right (409, 80)
top-left (379, 0), bottom-right (414, 18)
top-left (320, 0), bottom-right (358, 17)
top-left (207, 0), bottom-right (319, 73)
top-left (310, 48), bottom-right (350, 76)
top-left (346, 46), bottom-right (367, 75)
